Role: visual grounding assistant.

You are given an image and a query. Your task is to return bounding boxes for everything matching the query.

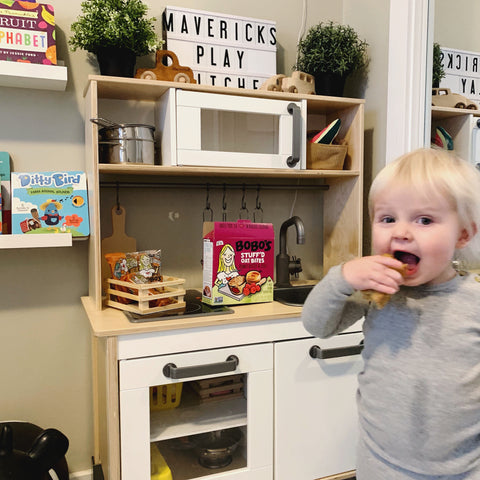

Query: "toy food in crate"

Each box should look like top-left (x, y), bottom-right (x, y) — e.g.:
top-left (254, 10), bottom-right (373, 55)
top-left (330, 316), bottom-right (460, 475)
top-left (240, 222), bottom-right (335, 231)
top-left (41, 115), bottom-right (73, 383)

top-left (104, 249), bottom-right (186, 315)
top-left (191, 374), bottom-right (244, 403)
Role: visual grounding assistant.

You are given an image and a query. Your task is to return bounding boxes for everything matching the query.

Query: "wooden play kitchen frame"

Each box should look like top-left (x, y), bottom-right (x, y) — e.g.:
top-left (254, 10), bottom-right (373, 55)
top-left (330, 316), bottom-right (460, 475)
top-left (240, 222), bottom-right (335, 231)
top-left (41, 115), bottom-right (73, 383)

top-left (82, 76), bottom-right (365, 480)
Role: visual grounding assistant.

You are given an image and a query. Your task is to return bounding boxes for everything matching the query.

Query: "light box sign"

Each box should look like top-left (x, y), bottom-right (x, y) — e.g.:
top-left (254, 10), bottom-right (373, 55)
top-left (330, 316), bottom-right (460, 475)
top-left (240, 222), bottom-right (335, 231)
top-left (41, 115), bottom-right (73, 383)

top-left (163, 6), bottom-right (276, 89)
top-left (440, 47), bottom-right (480, 105)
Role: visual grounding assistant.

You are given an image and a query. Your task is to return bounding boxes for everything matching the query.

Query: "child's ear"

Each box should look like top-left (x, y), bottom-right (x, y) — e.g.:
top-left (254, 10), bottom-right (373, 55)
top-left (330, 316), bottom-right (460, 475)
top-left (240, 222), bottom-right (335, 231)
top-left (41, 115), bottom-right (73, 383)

top-left (456, 223), bottom-right (478, 249)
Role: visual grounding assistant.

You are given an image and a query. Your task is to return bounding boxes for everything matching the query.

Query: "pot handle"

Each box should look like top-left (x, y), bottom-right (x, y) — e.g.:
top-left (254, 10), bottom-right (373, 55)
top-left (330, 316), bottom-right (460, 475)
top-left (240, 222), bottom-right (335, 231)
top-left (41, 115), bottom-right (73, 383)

top-left (90, 117), bottom-right (120, 128)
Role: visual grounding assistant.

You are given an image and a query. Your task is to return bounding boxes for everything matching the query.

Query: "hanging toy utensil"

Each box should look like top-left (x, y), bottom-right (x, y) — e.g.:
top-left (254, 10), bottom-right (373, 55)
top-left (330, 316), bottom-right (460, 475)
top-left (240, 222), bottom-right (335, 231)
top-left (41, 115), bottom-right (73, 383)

top-left (239, 184), bottom-right (249, 220)
top-left (222, 184), bottom-right (228, 221)
top-left (203, 184), bottom-right (214, 221)
top-left (253, 185), bottom-right (264, 223)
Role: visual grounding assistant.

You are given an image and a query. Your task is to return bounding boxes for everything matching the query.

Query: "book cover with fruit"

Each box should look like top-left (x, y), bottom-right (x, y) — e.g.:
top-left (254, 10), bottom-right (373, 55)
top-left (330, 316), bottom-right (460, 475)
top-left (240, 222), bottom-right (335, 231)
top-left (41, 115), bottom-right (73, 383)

top-left (11, 171), bottom-right (89, 237)
top-left (0, 1), bottom-right (57, 65)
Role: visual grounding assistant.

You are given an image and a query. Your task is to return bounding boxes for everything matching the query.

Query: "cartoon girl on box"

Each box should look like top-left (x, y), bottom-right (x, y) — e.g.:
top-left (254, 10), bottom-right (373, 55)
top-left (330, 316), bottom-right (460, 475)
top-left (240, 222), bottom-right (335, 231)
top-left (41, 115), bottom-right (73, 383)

top-left (215, 244), bottom-right (239, 286)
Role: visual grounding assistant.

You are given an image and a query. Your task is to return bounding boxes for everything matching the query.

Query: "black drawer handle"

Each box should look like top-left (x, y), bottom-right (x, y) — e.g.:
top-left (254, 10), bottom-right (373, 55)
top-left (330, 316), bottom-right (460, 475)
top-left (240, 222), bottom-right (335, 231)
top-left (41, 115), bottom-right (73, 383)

top-left (309, 342), bottom-right (363, 359)
top-left (163, 355), bottom-right (239, 379)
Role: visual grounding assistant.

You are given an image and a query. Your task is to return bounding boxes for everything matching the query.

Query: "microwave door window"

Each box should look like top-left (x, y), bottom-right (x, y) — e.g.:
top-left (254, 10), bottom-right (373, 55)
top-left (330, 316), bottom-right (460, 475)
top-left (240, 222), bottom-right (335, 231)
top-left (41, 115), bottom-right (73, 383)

top-left (201, 109), bottom-right (279, 154)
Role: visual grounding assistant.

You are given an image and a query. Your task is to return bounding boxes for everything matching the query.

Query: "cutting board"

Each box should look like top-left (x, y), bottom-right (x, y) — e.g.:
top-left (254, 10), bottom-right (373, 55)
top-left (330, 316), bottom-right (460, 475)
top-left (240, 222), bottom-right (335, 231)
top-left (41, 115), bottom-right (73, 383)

top-left (101, 206), bottom-right (137, 290)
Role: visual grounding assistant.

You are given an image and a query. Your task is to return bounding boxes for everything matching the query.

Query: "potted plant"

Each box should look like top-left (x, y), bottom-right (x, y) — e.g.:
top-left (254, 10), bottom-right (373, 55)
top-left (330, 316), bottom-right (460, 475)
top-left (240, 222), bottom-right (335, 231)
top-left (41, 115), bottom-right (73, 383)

top-left (294, 21), bottom-right (369, 96)
top-left (69, 0), bottom-right (160, 77)
top-left (432, 42), bottom-right (446, 88)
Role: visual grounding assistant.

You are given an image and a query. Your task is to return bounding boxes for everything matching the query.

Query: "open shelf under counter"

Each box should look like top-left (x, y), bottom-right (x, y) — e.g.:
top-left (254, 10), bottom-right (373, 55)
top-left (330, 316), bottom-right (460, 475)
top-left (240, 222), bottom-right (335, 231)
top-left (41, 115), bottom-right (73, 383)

top-left (150, 395), bottom-right (246, 442)
top-left (0, 233), bottom-right (72, 249)
top-left (97, 163), bottom-right (360, 179)
top-left (0, 61), bottom-right (67, 91)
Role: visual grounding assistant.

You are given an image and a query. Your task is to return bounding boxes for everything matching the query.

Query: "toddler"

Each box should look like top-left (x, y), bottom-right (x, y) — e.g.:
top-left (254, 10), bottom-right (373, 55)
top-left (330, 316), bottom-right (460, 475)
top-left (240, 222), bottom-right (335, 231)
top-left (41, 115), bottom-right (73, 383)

top-left (302, 148), bottom-right (480, 479)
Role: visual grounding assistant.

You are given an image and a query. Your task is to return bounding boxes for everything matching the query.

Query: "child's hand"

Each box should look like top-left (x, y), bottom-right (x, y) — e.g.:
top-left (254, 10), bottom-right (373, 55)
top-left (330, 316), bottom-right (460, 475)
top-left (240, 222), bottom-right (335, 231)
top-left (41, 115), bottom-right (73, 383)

top-left (342, 255), bottom-right (406, 294)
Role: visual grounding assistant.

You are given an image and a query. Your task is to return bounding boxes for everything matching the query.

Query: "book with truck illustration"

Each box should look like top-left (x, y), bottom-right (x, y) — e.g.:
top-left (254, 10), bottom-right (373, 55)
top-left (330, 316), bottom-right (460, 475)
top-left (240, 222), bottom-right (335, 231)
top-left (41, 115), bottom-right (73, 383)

top-left (11, 171), bottom-right (89, 237)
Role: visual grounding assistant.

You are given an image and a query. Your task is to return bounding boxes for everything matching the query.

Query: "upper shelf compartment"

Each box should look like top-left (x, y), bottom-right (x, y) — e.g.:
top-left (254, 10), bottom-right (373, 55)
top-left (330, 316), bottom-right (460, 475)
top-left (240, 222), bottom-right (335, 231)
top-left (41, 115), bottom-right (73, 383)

top-left (0, 61), bottom-right (67, 91)
top-left (88, 75), bottom-right (364, 177)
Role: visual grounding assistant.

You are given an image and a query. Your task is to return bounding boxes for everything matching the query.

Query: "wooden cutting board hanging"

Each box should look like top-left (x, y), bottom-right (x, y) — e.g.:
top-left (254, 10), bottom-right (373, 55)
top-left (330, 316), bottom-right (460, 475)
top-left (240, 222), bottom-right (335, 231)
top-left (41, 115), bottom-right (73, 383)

top-left (101, 205), bottom-right (137, 291)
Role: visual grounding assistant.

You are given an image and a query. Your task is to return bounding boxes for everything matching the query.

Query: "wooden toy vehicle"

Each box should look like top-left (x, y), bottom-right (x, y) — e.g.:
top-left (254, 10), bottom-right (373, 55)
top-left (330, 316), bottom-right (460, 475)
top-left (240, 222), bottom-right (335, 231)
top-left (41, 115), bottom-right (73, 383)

top-left (281, 71), bottom-right (315, 94)
top-left (260, 74), bottom-right (286, 92)
top-left (260, 71), bottom-right (315, 95)
top-left (432, 88), bottom-right (478, 109)
top-left (135, 50), bottom-right (196, 83)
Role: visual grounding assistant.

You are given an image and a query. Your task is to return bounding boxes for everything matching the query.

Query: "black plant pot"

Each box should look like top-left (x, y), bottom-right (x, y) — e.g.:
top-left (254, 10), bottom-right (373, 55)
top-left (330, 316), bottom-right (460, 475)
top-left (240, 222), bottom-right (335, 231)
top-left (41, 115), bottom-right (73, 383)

top-left (314, 71), bottom-right (346, 97)
top-left (96, 47), bottom-right (136, 77)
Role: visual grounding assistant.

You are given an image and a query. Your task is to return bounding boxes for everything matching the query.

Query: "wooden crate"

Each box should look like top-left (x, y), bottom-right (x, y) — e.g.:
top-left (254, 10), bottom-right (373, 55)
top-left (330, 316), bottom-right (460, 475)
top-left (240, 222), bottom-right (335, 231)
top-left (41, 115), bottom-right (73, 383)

top-left (191, 374), bottom-right (244, 403)
top-left (106, 275), bottom-right (185, 315)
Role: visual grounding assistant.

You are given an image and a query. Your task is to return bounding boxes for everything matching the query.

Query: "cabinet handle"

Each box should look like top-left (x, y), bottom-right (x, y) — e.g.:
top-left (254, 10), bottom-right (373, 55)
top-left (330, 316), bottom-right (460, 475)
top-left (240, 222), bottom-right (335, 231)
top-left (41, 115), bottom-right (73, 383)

top-left (286, 103), bottom-right (301, 168)
top-left (163, 355), bottom-right (239, 379)
top-left (309, 342), bottom-right (364, 359)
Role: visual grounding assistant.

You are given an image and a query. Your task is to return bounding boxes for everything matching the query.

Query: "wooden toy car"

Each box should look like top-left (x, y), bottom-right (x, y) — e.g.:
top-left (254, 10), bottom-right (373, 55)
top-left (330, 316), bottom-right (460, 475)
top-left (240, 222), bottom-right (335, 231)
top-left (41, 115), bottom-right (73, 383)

top-left (281, 71), bottom-right (315, 94)
top-left (260, 71), bottom-right (315, 95)
top-left (135, 50), bottom-right (196, 83)
top-left (432, 88), bottom-right (478, 109)
top-left (259, 74), bottom-right (286, 92)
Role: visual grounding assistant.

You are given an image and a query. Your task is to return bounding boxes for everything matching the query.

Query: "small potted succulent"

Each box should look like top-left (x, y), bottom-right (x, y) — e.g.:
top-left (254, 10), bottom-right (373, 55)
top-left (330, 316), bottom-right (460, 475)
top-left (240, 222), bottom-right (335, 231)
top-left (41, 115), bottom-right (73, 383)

top-left (294, 21), bottom-right (369, 96)
top-left (69, 0), bottom-right (161, 77)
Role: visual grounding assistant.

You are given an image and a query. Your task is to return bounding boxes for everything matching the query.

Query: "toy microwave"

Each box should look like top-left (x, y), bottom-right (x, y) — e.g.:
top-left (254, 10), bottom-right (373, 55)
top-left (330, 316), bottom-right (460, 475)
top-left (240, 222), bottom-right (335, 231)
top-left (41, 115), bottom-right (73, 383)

top-left (158, 89), bottom-right (307, 169)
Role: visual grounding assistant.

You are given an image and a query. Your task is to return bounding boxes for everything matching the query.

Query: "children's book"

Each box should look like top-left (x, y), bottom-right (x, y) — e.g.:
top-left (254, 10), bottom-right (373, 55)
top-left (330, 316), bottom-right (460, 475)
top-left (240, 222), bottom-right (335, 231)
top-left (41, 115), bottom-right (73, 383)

top-left (11, 171), bottom-right (89, 237)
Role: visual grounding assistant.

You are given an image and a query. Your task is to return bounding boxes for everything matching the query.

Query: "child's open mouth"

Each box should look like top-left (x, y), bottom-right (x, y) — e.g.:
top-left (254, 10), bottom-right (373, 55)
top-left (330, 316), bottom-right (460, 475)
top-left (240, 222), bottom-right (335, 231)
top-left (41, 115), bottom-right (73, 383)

top-left (394, 250), bottom-right (420, 275)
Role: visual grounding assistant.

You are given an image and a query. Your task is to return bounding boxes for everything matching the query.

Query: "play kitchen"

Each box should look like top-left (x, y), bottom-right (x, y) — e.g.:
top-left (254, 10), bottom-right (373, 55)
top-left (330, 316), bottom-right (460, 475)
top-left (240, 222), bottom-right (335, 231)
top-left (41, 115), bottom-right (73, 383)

top-left (83, 77), bottom-right (364, 480)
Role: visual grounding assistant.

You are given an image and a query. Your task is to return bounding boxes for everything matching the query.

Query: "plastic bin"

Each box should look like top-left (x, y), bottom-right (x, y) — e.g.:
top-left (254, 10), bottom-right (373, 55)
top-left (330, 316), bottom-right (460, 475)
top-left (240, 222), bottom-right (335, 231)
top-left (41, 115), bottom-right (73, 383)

top-left (150, 383), bottom-right (183, 410)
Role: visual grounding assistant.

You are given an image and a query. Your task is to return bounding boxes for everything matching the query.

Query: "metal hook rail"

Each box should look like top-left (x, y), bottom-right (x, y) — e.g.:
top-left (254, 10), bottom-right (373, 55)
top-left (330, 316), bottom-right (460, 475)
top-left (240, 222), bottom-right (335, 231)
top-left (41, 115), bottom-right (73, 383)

top-left (100, 181), bottom-right (329, 191)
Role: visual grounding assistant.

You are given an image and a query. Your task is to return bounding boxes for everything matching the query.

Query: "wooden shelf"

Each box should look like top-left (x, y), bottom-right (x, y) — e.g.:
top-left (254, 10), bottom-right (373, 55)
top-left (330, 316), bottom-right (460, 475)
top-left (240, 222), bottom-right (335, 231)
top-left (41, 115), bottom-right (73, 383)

top-left (150, 396), bottom-right (247, 442)
top-left (0, 233), bottom-right (72, 249)
top-left (87, 75), bottom-right (364, 113)
top-left (431, 105), bottom-right (478, 119)
top-left (98, 163), bottom-right (360, 179)
top-left (0, 61), bottom-right (67, 91)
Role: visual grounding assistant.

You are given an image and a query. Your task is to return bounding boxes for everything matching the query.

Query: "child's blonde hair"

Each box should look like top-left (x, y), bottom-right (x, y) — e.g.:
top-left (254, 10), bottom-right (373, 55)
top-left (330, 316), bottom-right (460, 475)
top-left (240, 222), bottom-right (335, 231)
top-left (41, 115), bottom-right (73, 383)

top-left (368, 148), bottom-right (480, 265)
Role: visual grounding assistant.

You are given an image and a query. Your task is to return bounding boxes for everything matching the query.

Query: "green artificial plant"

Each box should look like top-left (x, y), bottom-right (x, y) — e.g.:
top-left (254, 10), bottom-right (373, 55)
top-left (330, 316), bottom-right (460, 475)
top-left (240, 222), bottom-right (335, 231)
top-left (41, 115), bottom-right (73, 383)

top-left (69, 0), bottom-right (160, 56)
top-left (432, 42), bottom-right (446, 88)
top-left (294, 21), bottom-right (368, 78)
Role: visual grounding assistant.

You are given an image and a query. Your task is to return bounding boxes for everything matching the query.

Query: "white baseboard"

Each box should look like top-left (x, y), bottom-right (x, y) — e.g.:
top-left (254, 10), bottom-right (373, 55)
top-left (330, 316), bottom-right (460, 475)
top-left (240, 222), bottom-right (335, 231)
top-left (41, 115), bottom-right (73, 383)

top-left (69, 470), bottom-right (93, 480)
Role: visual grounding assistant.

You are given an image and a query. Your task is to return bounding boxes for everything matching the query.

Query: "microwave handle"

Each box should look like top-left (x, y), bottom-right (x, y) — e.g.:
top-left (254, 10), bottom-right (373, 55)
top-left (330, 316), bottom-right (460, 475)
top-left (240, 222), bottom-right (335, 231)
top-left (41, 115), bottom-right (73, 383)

top-left (287, 103), bottom-right (301, 168)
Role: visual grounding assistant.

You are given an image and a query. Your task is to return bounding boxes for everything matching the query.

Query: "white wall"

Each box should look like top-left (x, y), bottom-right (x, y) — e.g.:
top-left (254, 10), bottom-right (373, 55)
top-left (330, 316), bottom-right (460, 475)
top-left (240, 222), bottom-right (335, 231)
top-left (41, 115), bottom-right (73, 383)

top-left (0, 0), bottom-right (390, 473)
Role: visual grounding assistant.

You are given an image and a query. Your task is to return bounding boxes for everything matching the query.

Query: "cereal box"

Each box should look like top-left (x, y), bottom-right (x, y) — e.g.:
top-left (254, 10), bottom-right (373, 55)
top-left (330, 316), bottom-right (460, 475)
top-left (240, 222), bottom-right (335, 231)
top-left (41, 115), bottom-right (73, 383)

top-left (0, 2), bottom-right (57, 65)
top-left (11, 171), bottom-right (89, 237)
top-left (202, 220), bottom-right (274, 306)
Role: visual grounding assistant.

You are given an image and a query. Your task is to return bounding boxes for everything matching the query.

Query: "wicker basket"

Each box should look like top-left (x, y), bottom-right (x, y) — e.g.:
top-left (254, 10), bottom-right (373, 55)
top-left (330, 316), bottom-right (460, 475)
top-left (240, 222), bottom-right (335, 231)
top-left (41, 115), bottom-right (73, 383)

top-left (306, 142), bottom-right (348, 170)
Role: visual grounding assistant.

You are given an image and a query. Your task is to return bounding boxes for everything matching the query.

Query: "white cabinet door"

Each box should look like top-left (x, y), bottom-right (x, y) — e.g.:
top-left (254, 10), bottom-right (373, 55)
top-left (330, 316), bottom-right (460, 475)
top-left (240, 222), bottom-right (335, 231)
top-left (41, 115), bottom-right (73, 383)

top-left (119, 343), bottom-right (273, 480)
top-left (274, 333), bottom-right (363, 480)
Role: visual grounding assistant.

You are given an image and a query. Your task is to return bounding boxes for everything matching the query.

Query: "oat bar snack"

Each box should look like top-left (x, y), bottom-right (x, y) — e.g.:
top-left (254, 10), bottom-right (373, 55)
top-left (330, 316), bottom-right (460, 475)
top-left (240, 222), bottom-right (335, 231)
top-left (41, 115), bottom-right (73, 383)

top-left (362, 254), bottom-right (409, 309)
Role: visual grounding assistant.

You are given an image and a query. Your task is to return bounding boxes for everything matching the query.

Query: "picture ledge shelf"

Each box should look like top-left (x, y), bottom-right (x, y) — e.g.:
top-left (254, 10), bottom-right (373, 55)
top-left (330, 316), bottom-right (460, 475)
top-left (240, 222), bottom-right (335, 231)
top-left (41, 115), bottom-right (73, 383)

top-left (0, 61), bottom-right (67, 91)
top-left (0, 233), bottom-right (73, 249)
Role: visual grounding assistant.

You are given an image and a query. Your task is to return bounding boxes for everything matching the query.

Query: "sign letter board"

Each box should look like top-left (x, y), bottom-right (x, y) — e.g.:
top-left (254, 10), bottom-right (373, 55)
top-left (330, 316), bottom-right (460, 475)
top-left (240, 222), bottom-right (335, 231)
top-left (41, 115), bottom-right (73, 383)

top-left (163, 6), bottom-right (276, 90)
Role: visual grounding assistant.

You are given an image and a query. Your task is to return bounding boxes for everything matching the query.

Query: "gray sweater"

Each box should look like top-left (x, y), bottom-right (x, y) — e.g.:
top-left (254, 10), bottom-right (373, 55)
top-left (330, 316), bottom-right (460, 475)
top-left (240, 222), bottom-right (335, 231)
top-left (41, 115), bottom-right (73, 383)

top-left (302, 265), bottom-right (480, 476)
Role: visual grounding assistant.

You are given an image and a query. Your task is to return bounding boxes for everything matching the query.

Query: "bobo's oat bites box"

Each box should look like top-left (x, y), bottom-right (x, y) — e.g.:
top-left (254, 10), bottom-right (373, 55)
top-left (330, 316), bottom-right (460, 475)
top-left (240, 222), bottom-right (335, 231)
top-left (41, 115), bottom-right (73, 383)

top-left (202, 220), bottom-right (274, 306)
top-left (0, 2), bottom-right (57, 65)
top-left (11, 171), bottom-right (89, 237)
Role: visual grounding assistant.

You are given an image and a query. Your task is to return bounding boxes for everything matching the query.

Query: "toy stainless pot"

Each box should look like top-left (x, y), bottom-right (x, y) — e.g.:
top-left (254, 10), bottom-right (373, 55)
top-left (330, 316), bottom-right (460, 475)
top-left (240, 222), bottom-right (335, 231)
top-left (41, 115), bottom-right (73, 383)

top-left (91, 118), bottom-right (155, 164)
top-left (191, 428), bottom-right (242, 469)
